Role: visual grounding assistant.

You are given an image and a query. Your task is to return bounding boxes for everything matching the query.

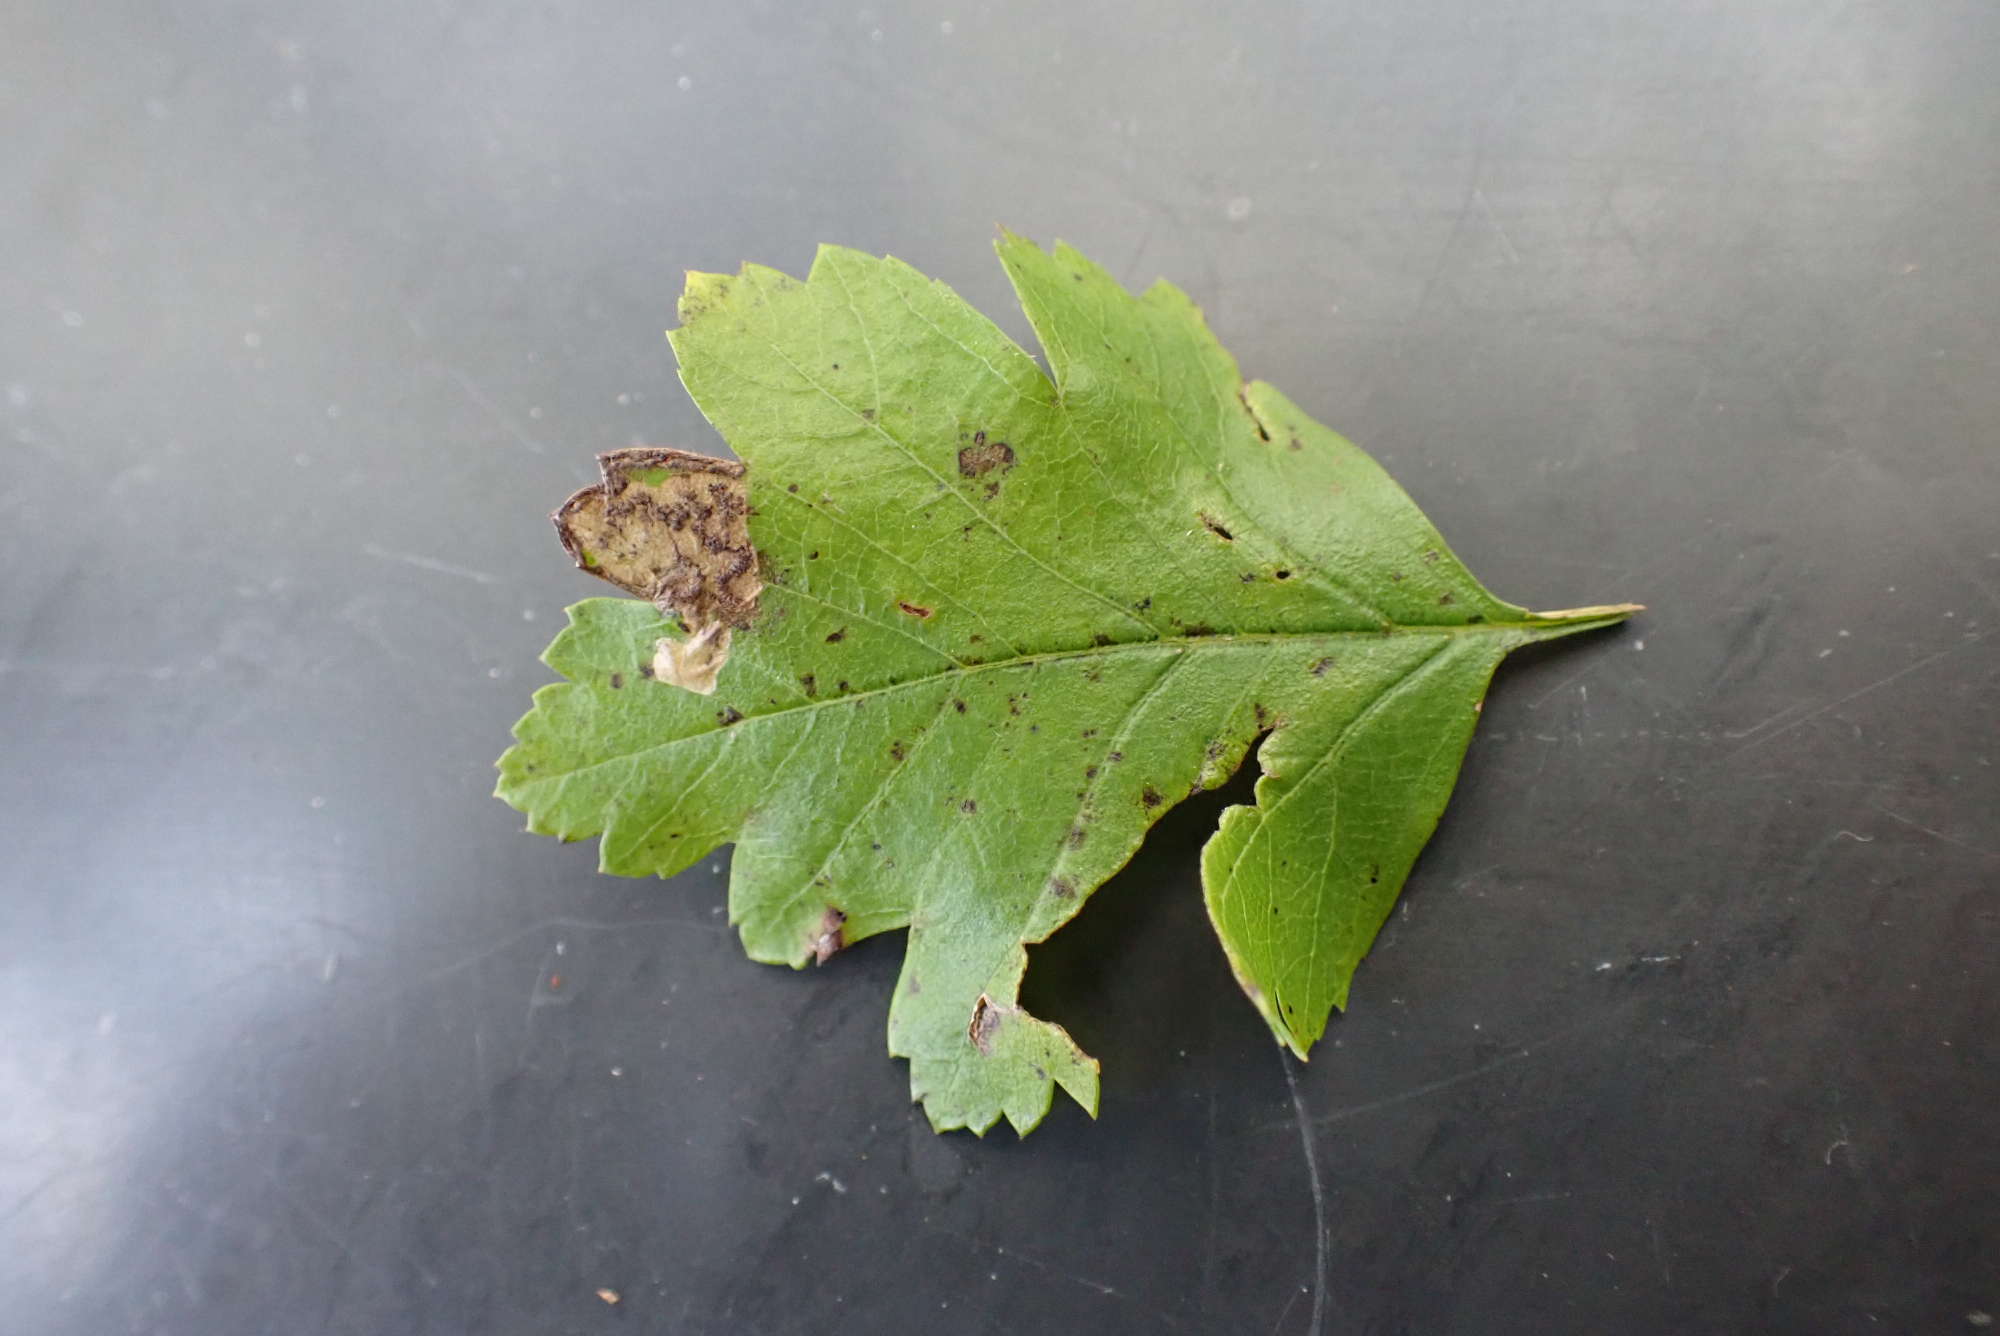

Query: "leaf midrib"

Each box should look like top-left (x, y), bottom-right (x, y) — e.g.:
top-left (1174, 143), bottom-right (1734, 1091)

top-left (521, 610), bottom-right (1578, 789)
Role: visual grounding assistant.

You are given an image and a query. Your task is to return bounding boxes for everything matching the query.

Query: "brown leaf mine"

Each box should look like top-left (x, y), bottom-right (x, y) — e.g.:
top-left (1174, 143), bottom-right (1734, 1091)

top-left (967, 993), bottom-right (1005, 1055)
top-left (811, 906), bottom-right (846, 964)
top-left (555, 448), bottom-right (762, 695)
top-left (653, 622), bottom-right (735, 696)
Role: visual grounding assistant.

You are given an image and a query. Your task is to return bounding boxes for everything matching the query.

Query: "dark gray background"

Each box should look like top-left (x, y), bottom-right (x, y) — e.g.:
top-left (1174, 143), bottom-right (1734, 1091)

top-left (4, 3), bottom-right (1995, 1333)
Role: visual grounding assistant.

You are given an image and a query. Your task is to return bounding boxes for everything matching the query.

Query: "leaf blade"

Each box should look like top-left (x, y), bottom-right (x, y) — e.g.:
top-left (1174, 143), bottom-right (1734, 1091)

top-left (496, 236), bottom-right (1636, 1134)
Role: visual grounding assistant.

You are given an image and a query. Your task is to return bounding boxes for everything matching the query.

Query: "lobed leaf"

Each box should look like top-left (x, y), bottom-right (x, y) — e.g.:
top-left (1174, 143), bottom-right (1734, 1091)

top-left (496, 234), bottom-right (1636, 1134)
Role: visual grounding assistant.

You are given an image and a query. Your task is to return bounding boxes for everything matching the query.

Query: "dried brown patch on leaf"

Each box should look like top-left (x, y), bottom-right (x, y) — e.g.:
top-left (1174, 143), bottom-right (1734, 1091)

top-left (555, 447), bottom-right (761, 625)
top-left (956, 430), bottom-right (1016, 479)
top-left (555, 448), bottom-right (762, 694)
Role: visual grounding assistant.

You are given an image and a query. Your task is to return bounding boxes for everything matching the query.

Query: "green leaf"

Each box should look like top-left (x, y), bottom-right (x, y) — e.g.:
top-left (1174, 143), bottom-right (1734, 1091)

top-left (496, 234), bottom-right (1637, 1136)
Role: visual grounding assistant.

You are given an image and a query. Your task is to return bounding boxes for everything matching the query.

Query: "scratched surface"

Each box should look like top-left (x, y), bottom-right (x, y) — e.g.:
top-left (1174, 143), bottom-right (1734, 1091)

top-left (3, 3), bottom-right (1997, 1333)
